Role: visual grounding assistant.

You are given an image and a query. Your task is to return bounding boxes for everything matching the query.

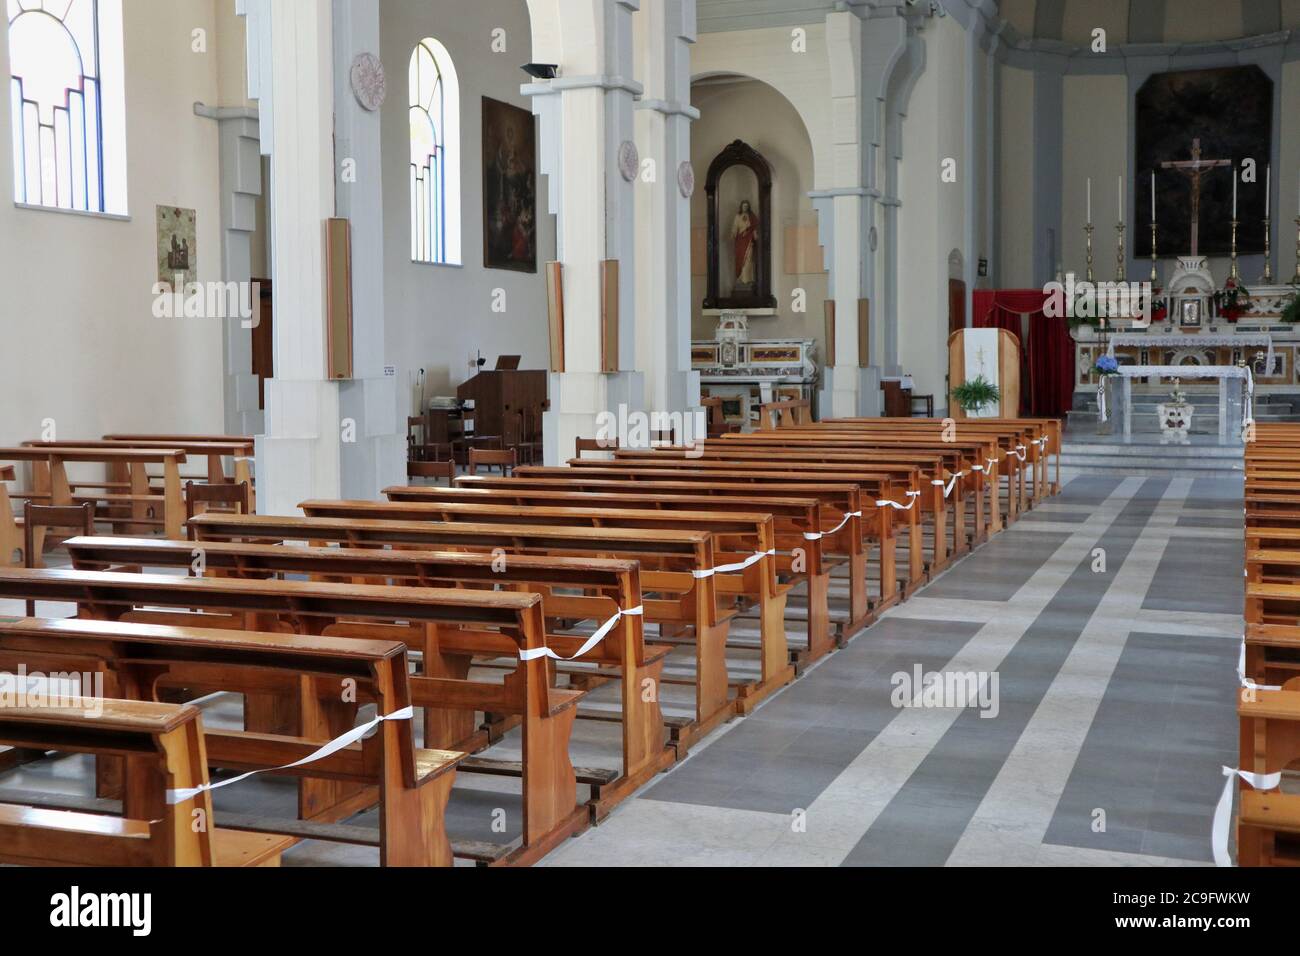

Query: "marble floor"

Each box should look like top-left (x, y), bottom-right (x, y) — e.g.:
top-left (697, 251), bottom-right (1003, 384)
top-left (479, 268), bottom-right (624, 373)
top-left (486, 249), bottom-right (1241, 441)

top-left (0, 474), bottom-right (1248, 866)
top-left (541, 474), bottom-right (1245, 866)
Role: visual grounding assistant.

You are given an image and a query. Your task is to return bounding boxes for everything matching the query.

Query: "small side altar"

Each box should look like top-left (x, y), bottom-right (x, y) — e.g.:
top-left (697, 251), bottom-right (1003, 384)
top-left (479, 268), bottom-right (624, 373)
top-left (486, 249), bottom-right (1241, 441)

top-left (692, 313), bottom-right (818, 428)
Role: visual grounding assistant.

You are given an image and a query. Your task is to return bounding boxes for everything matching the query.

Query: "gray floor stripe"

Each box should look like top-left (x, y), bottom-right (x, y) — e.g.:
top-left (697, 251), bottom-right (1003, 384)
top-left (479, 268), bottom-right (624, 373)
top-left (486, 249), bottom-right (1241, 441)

top-left (1041, 630), bottom-right (1238, 861)
top-left (640, 618), bottom-right (983, 812)
top-left (840, 478), bottom-right (1170, 866)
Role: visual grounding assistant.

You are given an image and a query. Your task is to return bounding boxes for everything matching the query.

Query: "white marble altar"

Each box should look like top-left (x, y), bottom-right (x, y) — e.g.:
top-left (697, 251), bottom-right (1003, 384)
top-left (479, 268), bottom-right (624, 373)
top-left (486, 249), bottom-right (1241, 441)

top-left (1110, 365), bottom-right (1254, 442)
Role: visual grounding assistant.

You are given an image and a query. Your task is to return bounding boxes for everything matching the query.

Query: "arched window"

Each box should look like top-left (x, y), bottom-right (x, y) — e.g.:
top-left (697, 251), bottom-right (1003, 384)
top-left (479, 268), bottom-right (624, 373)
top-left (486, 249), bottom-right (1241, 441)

top-left (7, 0), bottom-right (127, 214)
top-left (409, 37), bottom-right (460, 264)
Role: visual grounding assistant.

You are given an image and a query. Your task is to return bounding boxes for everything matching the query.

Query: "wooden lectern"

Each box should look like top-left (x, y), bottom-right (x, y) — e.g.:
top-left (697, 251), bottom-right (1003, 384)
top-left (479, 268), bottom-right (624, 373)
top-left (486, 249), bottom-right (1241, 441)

top-left (456, 369), bottom-right (547, 446)
top-left (947, 328), bottom-right (1021, 419)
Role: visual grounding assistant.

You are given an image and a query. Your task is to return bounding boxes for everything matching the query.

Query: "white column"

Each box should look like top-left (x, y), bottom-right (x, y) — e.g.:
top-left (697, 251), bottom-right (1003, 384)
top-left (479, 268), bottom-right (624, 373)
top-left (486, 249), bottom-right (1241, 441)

top-left (525, 0), bottom-right (644, 462)
top-left (816, 10), bottom-right (873, 418)
top-left (332, 0), bottom-right (404, 500)
top-left (250, 0), bottom-right (342, 514)
top-left (633, 0), bottom-right (700, 418)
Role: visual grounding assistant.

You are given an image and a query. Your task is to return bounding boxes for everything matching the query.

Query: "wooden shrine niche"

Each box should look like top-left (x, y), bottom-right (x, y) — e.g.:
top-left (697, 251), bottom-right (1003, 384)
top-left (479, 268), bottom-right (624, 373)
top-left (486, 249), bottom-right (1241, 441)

top-left (703, 140), bottom-right (777, 311)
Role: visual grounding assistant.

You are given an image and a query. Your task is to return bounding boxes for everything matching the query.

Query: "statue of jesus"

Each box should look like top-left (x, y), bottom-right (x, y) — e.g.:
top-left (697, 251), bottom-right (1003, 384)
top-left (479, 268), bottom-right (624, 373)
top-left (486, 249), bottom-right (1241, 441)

top-left (731, 200), bottom-right (758, 289)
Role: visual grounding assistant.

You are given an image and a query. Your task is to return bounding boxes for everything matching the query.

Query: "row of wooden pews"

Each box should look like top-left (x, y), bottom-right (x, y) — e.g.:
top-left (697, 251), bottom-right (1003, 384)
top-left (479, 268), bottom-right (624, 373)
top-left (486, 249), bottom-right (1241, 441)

top-left (0, 434), bottom-right (254, 562)
top-left (0, 417), bottom-right (1058, 866)
top-left (1238, 423), bottom-right (1300, 865)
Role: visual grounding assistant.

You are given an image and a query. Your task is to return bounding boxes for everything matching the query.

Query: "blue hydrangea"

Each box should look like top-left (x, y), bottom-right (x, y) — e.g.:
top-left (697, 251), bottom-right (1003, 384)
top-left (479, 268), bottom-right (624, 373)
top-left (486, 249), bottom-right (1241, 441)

top-left (1095, 355), bottom-right (1119, 374)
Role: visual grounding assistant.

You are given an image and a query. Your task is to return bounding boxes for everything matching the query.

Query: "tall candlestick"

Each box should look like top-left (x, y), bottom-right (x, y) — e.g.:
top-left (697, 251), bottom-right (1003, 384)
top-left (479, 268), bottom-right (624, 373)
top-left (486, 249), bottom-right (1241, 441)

top-left (1084, 223), bottom-right (1095, 282)
top-left (1262, 216), bottom-right (1273, 283)
top-left (1232, 171), bottom-right (1238, 218)
top-left (1150, 170), bottom-right (1156, 222)
top-left (1150, 222), bottom-right (1158, 284)
top-left (1115, 220), bottom-right (1126, 281)
top-left (1086, 178), bottom-right (1092, 225)
top-left (1230, 217), bottom-right (1240, 281)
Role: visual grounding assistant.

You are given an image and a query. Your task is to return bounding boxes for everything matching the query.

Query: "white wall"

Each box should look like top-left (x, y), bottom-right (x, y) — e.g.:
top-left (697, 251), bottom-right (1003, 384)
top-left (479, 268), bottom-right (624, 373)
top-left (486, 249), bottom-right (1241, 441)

top-left (0, 0), bottom-right (227, 446)
top-left (896, 14), bottom-right (969, 403)
top-left (379, 0), bottom-right (554, 403)
top-left (688, 78), bottom-right (826, 350)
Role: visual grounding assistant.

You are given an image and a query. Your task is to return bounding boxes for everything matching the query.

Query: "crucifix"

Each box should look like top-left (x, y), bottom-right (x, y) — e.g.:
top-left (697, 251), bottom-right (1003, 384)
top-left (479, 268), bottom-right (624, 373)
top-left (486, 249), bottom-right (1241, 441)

top-left (1160, 137), bottom-right (1231, 256)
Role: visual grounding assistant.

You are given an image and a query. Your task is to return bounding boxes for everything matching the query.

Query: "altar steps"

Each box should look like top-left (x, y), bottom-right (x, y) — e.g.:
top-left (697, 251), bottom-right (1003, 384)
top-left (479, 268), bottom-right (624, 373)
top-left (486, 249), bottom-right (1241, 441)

top-left (1059, 438), bottom-right (1243, 479)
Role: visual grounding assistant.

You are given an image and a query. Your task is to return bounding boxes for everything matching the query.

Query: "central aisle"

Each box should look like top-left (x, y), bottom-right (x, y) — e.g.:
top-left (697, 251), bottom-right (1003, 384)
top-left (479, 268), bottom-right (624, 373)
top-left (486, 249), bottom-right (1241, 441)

top-left (540, 475), bottom-right (1244, 866)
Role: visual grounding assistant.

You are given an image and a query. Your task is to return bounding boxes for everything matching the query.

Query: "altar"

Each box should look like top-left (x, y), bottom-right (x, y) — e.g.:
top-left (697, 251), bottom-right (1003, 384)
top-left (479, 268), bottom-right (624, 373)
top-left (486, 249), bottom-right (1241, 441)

top-left (1108, 364), bottom-right (1254, 443)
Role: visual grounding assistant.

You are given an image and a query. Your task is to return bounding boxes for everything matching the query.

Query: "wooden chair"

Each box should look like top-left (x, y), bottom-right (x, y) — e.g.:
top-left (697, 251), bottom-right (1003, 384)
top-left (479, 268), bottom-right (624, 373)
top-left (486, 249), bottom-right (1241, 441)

top-left (185, 480), bottom-right (251, 523)
top-left (575, 437), bottom-right (619, 458)
top-left (406, 415), bottom-right (427, 461)
top-left (701, 396), bottom-right (738, 438)
top-left (469, 447), bottom-right (517, 476)
top-left (0, 697), bottom-right (293, 867)
top-left (516, 407), bottom-right (544, 465)
top-left (408, 460), bottom-right (456, 485)
top-left (23, 501), bottom-right (94, 615)
top-left (910, 394), bottom-right (935, 417)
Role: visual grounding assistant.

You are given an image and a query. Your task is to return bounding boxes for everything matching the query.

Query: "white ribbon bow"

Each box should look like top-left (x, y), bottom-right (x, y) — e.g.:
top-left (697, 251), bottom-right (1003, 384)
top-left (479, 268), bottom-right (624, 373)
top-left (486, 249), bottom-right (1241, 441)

top-left (1211, 765), bottom-right (1283, 867)
top-left (168, 706), bottom-right (415, 805)
top-left (933, 472), bottom-right (967, 498)
top-left (804, 511), bottom-right (862, 541)
top-left (520, 606), bottom-right (644, 662)
top-left (876, 491), bottom-right (922, 511)
top-left (693, 549), bottom-right (776, 579)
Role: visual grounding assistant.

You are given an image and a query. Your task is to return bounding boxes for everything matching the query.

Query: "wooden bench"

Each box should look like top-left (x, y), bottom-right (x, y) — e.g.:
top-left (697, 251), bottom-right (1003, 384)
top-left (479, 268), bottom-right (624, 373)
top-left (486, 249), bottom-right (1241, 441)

top-left (450, 472), bottom-right (887, 621)
top-left (0, 465), bottom-right (17, 567)
top-left (1237, 685), bottom-right (1300, 866)
top-left (533, 460), bottom-right (926, 594)
top-left (0, 446), bottom-right (188, 542)
top-left (0, 696), bottom-right (293, 867)
top-left (186, 512), bottom-right (738, 750)
top-left (0, 617), bottom-right (464, 865)
top-left (63, 535), bottom-right (672, 819)
top-left (0, 567), bottom-right (583, 865)
top-left (298, 498), bottom-right (798, 702)
top-left (384, 481), bottom-right (850, 663)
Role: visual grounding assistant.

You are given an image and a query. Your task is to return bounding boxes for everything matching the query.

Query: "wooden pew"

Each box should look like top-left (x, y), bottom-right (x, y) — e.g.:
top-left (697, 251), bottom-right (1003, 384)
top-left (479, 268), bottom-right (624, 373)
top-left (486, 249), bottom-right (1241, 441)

top-left (383, 481), bottom-right (854, 661)
top-left (30, 439), bottom-right (254, 488)
top-left (0, 697), bottom-right (293, 867)
top-left (0, 447), bottom-right (188, 541)
top-left (185, 512), bottom-right (736, 750)
top-left (298, 498), bottom-right (799, 700)
top-left (533, 460), bottom-right (926, 594)
top-left (0, 465), bottom-right (17, 568)
top-left (0, 567), bottom-right (582, 865)
top-left (0, 617), bottom-right (463, 865)
top-left (63, 535), bottom-right (672, 819)
top-left (448, 473), bottom-right (888, 625)
top-left (1237, 685), bottom-right (1300, 865)
top-left (671, 435), bottom-right (987, 555)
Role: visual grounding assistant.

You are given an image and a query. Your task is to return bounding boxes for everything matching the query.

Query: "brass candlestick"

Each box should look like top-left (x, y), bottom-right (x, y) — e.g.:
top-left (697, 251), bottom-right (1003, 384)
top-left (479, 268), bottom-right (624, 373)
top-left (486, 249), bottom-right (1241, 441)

top-left (1230, 219), bottom-right (1240, 281)
top-left (1115, 221), bottom-right (1126, 281)
top-left (1262, 217), bottom-right (1274, 284)
top-left (1149, 222), bottom-right (1158, 284)
top-left (1084, 223), bottom-right (1095, 282)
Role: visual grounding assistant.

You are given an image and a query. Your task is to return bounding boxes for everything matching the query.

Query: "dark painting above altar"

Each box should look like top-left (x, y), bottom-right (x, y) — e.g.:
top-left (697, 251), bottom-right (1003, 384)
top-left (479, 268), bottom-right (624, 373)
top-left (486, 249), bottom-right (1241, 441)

top-left (1135, 65), bottom-right (1272, 257)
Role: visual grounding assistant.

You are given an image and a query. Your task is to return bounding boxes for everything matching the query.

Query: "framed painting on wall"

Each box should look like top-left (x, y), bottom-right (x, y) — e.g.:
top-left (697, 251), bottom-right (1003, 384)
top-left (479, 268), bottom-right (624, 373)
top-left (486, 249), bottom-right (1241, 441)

top-left (482, 96), bottom-right (537, 273)
top-left (156, 206), bottom-right (196, 288)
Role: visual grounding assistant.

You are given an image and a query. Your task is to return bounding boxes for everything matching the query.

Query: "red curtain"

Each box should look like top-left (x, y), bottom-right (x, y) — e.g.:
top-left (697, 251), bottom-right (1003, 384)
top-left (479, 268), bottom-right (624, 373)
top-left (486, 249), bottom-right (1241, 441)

top-left (972, 289), bottom-right (1074, 418)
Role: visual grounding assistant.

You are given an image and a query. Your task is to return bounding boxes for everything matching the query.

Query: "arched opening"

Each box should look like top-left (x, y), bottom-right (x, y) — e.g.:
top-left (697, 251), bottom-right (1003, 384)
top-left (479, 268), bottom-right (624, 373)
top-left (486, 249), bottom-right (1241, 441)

top-left (408, 36), bottom-right (462, 265)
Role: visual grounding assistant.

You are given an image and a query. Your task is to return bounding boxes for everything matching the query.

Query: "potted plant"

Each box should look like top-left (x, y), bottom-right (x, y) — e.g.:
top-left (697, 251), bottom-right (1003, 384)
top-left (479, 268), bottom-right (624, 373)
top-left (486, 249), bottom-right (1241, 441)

top-left (1280, 289), bottom-right (1300, 325)
top-left (1093, 355), bottom-right (1120, 435)
top-left (950, 376), bottom-right (1000, 417)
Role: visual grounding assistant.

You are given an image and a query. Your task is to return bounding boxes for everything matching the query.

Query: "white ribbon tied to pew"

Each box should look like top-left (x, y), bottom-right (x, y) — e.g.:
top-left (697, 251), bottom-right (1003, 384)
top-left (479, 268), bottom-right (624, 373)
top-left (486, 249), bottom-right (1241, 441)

top-left (519, 606), bottom-right (644, 662)
top-left (804, 511), bottom-right (862, 541)
top-left (876, 491), bottom-right (922, 510)
top-left (1211, 766), bottom-right (1283, 867)
top-left (692, 549), bottom-right (777, 579)
top-left (166, 705), bottom-right (415, 805)
top-left (932, 473), bottom-right (968, 499)
top-left (1009, 445), bottom-right (1028, 462)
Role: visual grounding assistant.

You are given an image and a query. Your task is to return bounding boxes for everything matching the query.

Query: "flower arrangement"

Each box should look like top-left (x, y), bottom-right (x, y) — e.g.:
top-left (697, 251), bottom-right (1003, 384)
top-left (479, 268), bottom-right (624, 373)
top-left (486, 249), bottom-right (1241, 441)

top-left (1168, 377), bottom-right (1187, 405)
top-left (1094, 355), bottom-right (1119, 376)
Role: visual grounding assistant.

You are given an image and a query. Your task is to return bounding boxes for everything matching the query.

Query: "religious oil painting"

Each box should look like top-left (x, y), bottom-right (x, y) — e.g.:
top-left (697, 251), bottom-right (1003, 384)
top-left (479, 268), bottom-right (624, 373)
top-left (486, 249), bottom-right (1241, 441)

top-left (156, 205), bottom-right (197, 288)
top-left (1135, 65), bottom-right (1272, 257)
top-left (482, 96), bottom-right (537, 273)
